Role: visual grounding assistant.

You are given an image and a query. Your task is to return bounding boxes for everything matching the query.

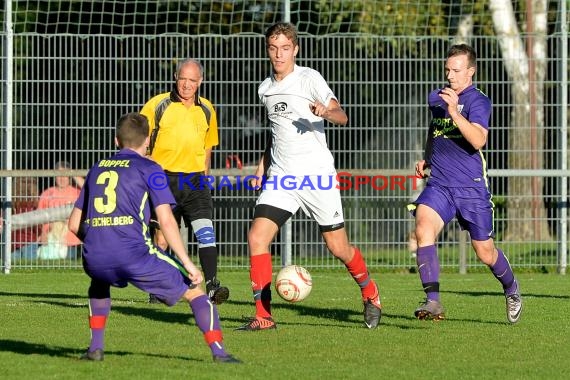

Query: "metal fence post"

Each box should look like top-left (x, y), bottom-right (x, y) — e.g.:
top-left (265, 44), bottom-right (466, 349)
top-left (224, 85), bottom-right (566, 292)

top-left (558, 0), bottom-right (568, 275)
top-left (459, 230), bottom-right (468, 274)
top-left (281, 218), bottom-right (292, 267)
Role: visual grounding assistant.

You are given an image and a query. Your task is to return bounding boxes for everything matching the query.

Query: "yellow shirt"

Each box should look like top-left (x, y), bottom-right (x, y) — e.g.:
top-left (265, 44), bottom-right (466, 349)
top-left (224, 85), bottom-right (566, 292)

top-left (140, 92), bottom-right (219, 173)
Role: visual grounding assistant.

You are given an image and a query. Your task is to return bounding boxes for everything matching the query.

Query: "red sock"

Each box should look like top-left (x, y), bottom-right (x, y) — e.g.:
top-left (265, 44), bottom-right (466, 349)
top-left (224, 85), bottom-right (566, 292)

top-left (345, 247), bottom-right (378, 300)
top-left (250, 253), bottom-right (273, 318)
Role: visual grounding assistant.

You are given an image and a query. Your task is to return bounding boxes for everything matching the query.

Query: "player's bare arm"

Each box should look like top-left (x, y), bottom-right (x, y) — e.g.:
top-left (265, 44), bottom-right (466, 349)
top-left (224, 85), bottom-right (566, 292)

top-left (439, 87), bottom-right (487, 150)
top-left (310, 99), bottom-right (348, 126)
top-left (249, 154), bottom-right (265, 190)
top-left (415, 160), bottom-right (429, 178)
top-left (72, 176), bottom-right (85, 189)
top-left (250, 136), bottom-right (272, 190)
top-left (155, 203), bottom-right (203, 285)
top-left (204, 147), bottom-right (212, 175)
top-left (68, 207), bottom-right (82, 237)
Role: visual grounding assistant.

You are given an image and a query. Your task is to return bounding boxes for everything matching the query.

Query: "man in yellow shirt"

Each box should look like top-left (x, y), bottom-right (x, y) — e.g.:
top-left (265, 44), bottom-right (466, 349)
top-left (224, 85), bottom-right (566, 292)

top-left (140, 58), bottom-right (229, 304)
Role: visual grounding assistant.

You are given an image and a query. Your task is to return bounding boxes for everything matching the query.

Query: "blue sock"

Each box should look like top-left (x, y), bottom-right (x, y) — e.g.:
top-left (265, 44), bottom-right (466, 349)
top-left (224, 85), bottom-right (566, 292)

top-left (416, 245), bottom-right (440, 301)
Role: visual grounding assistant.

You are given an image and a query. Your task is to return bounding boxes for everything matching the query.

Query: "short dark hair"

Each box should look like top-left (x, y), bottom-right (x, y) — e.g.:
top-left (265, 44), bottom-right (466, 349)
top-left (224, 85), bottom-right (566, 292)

top-left (265, 22), bottom-right (298, 46)
top-left (116, 112), bottom-right (149, 149)
top-left (447, 44), bottom-right (477, 68)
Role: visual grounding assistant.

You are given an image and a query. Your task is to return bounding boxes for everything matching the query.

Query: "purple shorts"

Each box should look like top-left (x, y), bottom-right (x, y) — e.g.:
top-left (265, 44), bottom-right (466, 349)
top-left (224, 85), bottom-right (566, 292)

top-left (410, 182), bottom-right (495, 241)
top-left (84, 250), bottom-right (195, 306)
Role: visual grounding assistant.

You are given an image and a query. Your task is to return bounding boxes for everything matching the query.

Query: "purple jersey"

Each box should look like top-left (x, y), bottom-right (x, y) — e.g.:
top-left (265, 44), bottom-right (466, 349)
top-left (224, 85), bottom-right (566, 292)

top-left (75, 149), bottom-right (176, 267)
top-left (425, 85), bottom-right (491, 188)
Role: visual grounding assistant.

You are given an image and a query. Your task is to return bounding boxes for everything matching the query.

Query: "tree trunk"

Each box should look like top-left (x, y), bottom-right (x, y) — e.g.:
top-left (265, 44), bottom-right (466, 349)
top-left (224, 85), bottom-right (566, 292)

top-left (489, 0), bottom-right (551, 241)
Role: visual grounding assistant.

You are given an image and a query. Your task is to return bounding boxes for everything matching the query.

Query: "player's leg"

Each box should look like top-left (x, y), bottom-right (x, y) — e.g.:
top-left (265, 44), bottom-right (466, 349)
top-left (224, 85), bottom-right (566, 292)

top-left (409, 184), bottom-right (453, 320)
top-left (81, 277), bottom-right (116, 361)
top-left (236, 202), bottom-right (292, 331)
top-left (299, 179), bottom-right (382, 328)
top-left (414, 204), bottom-right (445, 294)
top-left (189, 217), bottom-right (228, 304)
top-left (321, 227), bottom-right (383, 328)
top-left (461, 187), bottom-right (522, 323)
top-left (321, 228), bottom-right (378, 300)
top-left (471, 238), bottom-right (520, 300)
top-left (413, 204), bottom-right (447, 320)
top-left (129, 253), bottom-right (240, 363)
top-left (186, 186), bottom-right (229, 305)
top-left (182, 286), bottom-right (240, 363)
top-left (147, 217), bottom-right (170, 304)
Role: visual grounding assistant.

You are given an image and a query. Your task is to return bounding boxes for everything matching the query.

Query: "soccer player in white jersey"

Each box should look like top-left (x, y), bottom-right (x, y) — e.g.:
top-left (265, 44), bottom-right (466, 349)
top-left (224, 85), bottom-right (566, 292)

top-left (236, 22), bottom-right (383, 331)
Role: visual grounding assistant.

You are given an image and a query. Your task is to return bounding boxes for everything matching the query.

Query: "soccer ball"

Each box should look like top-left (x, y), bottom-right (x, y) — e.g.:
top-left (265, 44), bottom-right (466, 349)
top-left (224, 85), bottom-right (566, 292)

top-left (275, 265), bottom-right (312, 302)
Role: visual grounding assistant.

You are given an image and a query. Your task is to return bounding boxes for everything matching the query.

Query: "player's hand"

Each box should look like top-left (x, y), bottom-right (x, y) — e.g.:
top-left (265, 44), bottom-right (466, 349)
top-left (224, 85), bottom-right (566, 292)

top-left (438, 86), bottom-right (459, 112)
top-left (310, 100), bottom-right (326, 117)
top-left (415, 160), bottom-right (429, 178)
top-left (185, 262), bottom-right (204, 285)
top-left (248, 174), bottom-right (263, 191)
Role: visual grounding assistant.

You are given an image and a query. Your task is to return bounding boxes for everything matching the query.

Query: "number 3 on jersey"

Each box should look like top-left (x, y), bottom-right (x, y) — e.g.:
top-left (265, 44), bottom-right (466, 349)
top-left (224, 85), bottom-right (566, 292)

top-left (94, 171), bottom-right (119, 214)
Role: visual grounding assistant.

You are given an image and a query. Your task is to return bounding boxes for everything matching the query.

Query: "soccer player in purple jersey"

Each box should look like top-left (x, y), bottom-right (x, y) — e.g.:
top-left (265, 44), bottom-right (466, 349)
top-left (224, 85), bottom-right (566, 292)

top-left (68, 112), bottom-right (240, 363)
top-left (408, 44), bottom-right (522, 323)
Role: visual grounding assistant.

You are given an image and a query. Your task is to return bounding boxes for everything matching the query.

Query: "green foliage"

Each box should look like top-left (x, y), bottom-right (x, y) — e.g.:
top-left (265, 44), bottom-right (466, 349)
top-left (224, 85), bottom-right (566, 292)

top-left (316, 0), bottom-right (447, 36)
top-left (1, 271), bottom-right (568, 379)
top-left (314, 0), bottom-right (448, 56)
top-left (10, 0), bottom-right (564, 38)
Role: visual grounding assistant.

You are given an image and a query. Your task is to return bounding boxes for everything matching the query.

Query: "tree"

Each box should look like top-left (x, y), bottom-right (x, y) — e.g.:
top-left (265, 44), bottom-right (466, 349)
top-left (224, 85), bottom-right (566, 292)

top-left (489, 0), bottom-right (551, 241)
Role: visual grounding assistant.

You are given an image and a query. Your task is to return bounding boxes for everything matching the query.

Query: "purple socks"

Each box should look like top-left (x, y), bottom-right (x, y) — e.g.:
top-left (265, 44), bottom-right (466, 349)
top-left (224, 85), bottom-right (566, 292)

top-left (416, 245), bottom-right (440, 301)
top-left (190, 295), bottom-right (226, 357)
top-left (490, 249), bottom-right (518, 295)
top-left (88, 297), bottom-right (110, 351)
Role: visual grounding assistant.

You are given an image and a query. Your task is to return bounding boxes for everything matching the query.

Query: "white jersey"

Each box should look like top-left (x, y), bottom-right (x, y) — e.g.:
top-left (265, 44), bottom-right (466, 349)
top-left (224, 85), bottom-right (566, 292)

top-left (258, 65), bottom-right (338, 176)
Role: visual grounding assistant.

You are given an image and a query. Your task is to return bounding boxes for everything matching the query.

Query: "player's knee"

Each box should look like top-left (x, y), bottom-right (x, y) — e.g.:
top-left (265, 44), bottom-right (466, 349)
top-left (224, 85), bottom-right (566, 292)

top-left (477, 251), bottom-right (495, 266)
top-left (414, 223), bottom-right (438, 245)
top-left (191, 219), bottom-right (216, 248)
top-left (247, 228), bottom-right (272, 252)
top-left (473, 241), bottom-right (496, 265)
top-left (248, 218), bottom-right (279, 252)
top-left (182, 286), bottom-right (205, 302)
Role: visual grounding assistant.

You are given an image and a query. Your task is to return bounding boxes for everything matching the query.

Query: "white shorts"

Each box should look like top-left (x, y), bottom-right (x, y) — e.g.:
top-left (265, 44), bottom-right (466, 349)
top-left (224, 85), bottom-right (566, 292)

top-left (255, 173), bottom-right (345, 227)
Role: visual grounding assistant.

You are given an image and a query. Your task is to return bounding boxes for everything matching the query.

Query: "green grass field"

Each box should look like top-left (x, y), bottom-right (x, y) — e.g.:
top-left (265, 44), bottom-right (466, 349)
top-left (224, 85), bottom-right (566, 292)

top-left (1, 270), bottom-right (568, 379)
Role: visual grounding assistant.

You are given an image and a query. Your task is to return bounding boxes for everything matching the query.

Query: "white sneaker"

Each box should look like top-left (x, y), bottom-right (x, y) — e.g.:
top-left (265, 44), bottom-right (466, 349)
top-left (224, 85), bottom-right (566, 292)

top-left (506, 286), bottom-right (522, 324)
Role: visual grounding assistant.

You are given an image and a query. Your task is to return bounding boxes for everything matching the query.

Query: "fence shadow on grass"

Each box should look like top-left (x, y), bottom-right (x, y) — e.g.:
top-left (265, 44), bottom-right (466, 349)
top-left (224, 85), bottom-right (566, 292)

top-left (444, 289), bottom-right (570, 300)
top-left (0, 339), bottom-right (127, 359)
top-left (29, 299), bottom-right (194, 325)
top-left (0, 339), bottom-right (200, 362)
top-left (0, 291), bottom-right (81, 299)
top-left (0, 339), bottom-right (79, 358)
top-left (221, 298), bottom-right (425, 331)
